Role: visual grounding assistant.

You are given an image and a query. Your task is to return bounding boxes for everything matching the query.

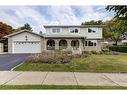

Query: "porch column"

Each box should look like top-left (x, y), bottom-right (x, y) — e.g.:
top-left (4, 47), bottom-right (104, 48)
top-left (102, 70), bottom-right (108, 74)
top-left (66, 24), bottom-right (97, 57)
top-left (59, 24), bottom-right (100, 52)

top-left (79, 39), bottom-right (84, 50)
top-left (43, 39), bottom-right (47, 51)
top-left (8, 37), bottom-right (12, 53)
top-left (55, 39), bottom-right (60, 50)
top-left (67, 39), bottom-right (72, 50)
top-left (0, 43), bottom-right (3, 53)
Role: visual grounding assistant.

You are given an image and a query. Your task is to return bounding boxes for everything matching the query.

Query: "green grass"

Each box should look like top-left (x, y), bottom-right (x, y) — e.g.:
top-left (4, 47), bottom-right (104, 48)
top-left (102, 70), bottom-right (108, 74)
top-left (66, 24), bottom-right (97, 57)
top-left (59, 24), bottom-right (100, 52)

top-left (1, 85), bottom-right (127, 89)
top-left (14, 54), bottom-right (127, 73)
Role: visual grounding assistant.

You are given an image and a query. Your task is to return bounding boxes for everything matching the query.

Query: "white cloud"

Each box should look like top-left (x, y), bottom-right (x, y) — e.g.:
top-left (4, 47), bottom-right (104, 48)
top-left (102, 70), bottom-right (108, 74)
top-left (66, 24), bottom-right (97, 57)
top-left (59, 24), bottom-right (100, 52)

top-left (46, 6), bottom-right (80, 25)
top-left (0, 6), bottom-right (48, 33)
top-left (0, 6), bottom-right (114, 33)
top-left (77, 6), bottom-right (113, 21)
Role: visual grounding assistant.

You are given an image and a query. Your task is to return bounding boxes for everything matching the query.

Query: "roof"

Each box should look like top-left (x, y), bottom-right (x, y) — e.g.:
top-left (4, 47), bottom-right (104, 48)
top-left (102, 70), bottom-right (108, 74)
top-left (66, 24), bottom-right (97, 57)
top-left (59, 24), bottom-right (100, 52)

top-left (4, 29), bottom-right (43, 38)
top-left (43, 25), bottom-right (104, 28)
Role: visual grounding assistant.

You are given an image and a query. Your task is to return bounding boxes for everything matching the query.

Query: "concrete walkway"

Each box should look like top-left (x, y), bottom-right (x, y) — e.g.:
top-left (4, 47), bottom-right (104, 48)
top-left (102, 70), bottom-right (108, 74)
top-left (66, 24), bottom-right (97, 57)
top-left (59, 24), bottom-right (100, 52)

top-left (0, 71), bottom-right (127, 86)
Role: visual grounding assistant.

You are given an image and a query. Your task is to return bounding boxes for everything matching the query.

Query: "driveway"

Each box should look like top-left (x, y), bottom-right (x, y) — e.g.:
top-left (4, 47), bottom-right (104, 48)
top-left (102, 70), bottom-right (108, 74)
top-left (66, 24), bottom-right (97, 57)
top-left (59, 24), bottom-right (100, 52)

top-left (0, 54), bottom-right (30, 71)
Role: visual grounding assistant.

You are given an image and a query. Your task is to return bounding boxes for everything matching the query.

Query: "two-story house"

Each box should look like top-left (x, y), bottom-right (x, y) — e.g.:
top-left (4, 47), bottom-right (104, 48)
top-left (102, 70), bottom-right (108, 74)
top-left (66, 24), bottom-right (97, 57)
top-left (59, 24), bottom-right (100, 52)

top-left (4, 25), bottom-right (103, 54)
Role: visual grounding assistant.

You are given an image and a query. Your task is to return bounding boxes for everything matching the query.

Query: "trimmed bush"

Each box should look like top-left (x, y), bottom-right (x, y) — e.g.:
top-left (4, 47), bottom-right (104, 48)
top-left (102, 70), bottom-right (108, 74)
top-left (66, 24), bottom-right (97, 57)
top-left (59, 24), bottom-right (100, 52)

top-left (109, 46), bottom-right (127, 53)
top-left (82, 51), bottom-right (92, 55)
top-left (90, 50), bottom-right (98, 54)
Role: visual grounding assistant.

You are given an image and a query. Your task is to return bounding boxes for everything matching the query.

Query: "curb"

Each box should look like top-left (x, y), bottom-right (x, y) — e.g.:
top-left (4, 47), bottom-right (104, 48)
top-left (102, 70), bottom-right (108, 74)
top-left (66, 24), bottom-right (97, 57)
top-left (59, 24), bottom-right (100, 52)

top-left (11, 62), bottom-right (24, 71)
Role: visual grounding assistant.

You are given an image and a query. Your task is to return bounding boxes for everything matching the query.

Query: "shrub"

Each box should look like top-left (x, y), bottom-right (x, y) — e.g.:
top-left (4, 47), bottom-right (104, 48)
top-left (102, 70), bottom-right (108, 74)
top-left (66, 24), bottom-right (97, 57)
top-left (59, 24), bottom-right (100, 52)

top-left (109, 46), bottom-right (127, 53)
top-left (26, 53), bottom-right (72, 64)
top-left (73, 54), bottom-right (90, 58)
top-left (102, 48), bottom-right (109, 52)
top-left (111, 51), bottom-right (120, 55)
top-left (63, 51), bottom-right (72, 54)
top-left (90, 50), bottom-right (98, 54)
top-left (82, 51), bottom-right (92, 55)
top-left (26, 54), bottom-right (40, 63)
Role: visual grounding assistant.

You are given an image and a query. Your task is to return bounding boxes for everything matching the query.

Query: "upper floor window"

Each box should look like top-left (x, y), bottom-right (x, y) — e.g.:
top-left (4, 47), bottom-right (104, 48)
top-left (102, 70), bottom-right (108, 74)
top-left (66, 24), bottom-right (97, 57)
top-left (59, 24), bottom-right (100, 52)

top-left (70, 28), bottom-right (79, 33)
top-left (52, 28), bottom-right (60, 33)
top-left (88, 28), bottom-right (96, 33)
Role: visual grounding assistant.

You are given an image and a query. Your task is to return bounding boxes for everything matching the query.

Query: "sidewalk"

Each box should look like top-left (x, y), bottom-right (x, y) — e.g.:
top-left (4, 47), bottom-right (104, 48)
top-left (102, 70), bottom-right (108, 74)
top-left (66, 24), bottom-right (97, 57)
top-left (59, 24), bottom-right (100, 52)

top-left (0, 71), bottom-right (127, 86)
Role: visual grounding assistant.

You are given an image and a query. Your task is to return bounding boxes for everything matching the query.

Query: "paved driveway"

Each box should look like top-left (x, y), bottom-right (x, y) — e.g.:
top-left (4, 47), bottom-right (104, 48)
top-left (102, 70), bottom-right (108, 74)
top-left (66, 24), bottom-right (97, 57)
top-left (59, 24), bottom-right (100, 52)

top-left (0, 54), bottom-right (30, 71)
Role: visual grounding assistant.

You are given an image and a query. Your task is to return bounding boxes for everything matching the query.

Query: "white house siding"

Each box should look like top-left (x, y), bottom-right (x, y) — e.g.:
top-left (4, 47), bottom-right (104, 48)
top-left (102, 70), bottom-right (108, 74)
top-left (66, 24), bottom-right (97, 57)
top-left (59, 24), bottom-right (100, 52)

top-left (45, 27), bottom-right (102, 39)
top-left (81, 28), bottom-right (102, 39)
top-left (84, 40), bottom-right (102, 52)
top-left (12, 32), bottom-right (41, 41)
top-left (9, 32), bottom-right (42, 53)
top-left (44, 26), bottom-right (103, 52)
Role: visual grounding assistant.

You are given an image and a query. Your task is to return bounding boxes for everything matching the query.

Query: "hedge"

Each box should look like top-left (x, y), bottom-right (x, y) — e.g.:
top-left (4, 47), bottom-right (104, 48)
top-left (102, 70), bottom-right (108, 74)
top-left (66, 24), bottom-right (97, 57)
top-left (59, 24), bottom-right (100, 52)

top-left (109, 46), bottom-right (127, 53)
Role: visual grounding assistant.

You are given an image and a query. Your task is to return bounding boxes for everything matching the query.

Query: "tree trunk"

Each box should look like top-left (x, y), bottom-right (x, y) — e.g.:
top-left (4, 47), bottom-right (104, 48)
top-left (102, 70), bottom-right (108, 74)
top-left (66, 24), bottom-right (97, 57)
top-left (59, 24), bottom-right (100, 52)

top-left (115, 40), bottom-right (118, 46)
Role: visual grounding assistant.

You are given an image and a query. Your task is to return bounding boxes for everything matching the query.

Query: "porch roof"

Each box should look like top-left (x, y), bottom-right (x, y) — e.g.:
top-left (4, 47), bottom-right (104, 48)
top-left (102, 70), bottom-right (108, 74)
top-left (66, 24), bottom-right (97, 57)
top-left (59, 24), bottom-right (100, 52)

top-left (44, 34), bottom-right (86, 39)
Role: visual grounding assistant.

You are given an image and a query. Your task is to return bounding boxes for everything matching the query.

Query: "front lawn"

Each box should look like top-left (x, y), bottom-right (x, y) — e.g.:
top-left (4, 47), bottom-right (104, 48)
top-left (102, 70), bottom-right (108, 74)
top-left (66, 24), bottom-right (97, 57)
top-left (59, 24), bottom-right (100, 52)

top-left (14, 54), bottom-right (127, 73)
top-left (1, 85), bottom-right (127, 89)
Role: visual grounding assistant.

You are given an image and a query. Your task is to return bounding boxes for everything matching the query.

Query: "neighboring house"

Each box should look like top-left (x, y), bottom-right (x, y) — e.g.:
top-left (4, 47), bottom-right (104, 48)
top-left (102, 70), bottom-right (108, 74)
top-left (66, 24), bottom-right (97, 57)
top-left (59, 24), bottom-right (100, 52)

top-left (4, 25), bottom-right (103, 54)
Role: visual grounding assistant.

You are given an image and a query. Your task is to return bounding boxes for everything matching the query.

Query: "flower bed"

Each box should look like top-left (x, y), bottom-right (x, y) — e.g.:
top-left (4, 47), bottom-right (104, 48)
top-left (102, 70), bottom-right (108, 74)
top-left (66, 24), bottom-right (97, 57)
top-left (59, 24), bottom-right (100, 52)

top-left (26, 51), bottom-right (90, 64)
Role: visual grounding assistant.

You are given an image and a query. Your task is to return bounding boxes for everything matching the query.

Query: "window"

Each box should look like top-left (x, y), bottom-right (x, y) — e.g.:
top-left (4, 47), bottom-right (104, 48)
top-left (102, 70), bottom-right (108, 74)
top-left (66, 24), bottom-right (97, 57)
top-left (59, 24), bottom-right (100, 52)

top-left (94, 43), bottom-right (96, 46)
top-left (70, 28), bottom-right (79, 33)
top-left (85, 41), bottom-right (87, 46)
top-left (88, 41), bottom-right (93, 46)
top-left (88, 28), bottom-right (96, 33)
top-left (85, 41), bottom-right (97, 46)
top-left (88, 28), bottom-right (92, 33)
top-left (52, 28), bottom-right (60, 33)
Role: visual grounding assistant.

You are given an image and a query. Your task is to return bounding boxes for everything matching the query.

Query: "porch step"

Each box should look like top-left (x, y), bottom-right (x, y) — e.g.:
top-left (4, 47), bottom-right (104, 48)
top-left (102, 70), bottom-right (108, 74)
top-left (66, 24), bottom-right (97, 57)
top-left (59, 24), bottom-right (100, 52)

top-left (72, 48), bottom-right (82, 54)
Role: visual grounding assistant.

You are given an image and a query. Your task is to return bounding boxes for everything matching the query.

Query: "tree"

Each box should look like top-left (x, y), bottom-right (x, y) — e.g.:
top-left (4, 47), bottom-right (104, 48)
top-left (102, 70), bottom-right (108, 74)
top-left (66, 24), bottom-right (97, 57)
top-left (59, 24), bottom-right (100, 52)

top-left (20, 23), bottom-right (32, 31)
top-left (0, 22), bottom-right (12, 40)
top-left (103, 17), bottom-right (125, 45)
top-left (12, 23), bottom-right (32, 33)
top-left (106, 6), bottom-right (127, 18)
top-left (81, 20), bottom-right (103, 25)
top-left (105, 6), bottom-right (127, 45)
top-left (12, 28), bottom-right (22, 33)
top-left (106, 6), bottom-right (127, 32)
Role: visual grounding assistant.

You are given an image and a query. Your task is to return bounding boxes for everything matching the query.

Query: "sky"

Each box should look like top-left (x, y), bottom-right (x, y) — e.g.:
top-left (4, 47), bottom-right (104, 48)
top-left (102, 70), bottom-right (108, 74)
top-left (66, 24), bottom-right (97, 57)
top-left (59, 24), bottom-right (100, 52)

top-left (0, 6), bottom-right (115, 33)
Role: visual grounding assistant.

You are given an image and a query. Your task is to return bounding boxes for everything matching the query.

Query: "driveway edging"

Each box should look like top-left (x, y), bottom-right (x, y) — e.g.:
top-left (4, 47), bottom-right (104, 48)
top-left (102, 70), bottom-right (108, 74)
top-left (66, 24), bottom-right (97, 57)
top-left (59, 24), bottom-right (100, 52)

top-left (11, 62), bottom-right (24, 71)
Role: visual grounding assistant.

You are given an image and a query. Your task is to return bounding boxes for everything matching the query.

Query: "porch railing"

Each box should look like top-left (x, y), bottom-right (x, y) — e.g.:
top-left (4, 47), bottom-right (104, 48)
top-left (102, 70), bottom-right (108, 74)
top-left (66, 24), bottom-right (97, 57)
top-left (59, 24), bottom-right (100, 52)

top-left (59, 46), bottom-right (67, 50)
top-left (47, 46), bottom-right (55, 50)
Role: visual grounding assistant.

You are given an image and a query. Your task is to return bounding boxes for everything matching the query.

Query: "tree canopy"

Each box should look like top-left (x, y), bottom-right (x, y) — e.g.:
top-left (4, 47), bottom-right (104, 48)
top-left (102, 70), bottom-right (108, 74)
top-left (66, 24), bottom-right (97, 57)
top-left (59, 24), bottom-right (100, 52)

top-left (81, 20), bottom-right (103, 25)
top-left (12, 23), bottom-right (32, 33)
top-left (105, 6), bottom-right (127, 45)
top-left (103, 17), bottom-right (124, 45)
top-left (106, 6), bottom-right (127, 18)
top-left (0, 22), bottom-right (12, 40)
top-left (20, 23), bottom-right (32, 31)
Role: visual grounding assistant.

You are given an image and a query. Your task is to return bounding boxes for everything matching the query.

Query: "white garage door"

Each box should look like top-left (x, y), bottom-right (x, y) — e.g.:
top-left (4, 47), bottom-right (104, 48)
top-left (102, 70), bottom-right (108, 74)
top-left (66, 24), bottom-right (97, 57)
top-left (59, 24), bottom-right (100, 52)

top-left (13, 41), bottom-right (41, 53)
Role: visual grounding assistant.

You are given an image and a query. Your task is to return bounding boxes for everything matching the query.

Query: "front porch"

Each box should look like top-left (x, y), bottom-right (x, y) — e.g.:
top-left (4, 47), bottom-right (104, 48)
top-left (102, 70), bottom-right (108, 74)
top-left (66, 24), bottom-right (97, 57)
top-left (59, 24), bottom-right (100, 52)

top-left (44, 39), bottom-right (84, 53)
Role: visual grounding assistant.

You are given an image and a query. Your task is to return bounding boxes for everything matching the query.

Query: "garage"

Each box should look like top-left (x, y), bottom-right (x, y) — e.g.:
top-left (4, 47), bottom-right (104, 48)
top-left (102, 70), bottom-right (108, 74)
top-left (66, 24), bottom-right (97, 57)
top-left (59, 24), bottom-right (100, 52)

top-left (4, 30), bottom-right (43, 53)
top-left (13, 41), bottom-right (41, 53)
